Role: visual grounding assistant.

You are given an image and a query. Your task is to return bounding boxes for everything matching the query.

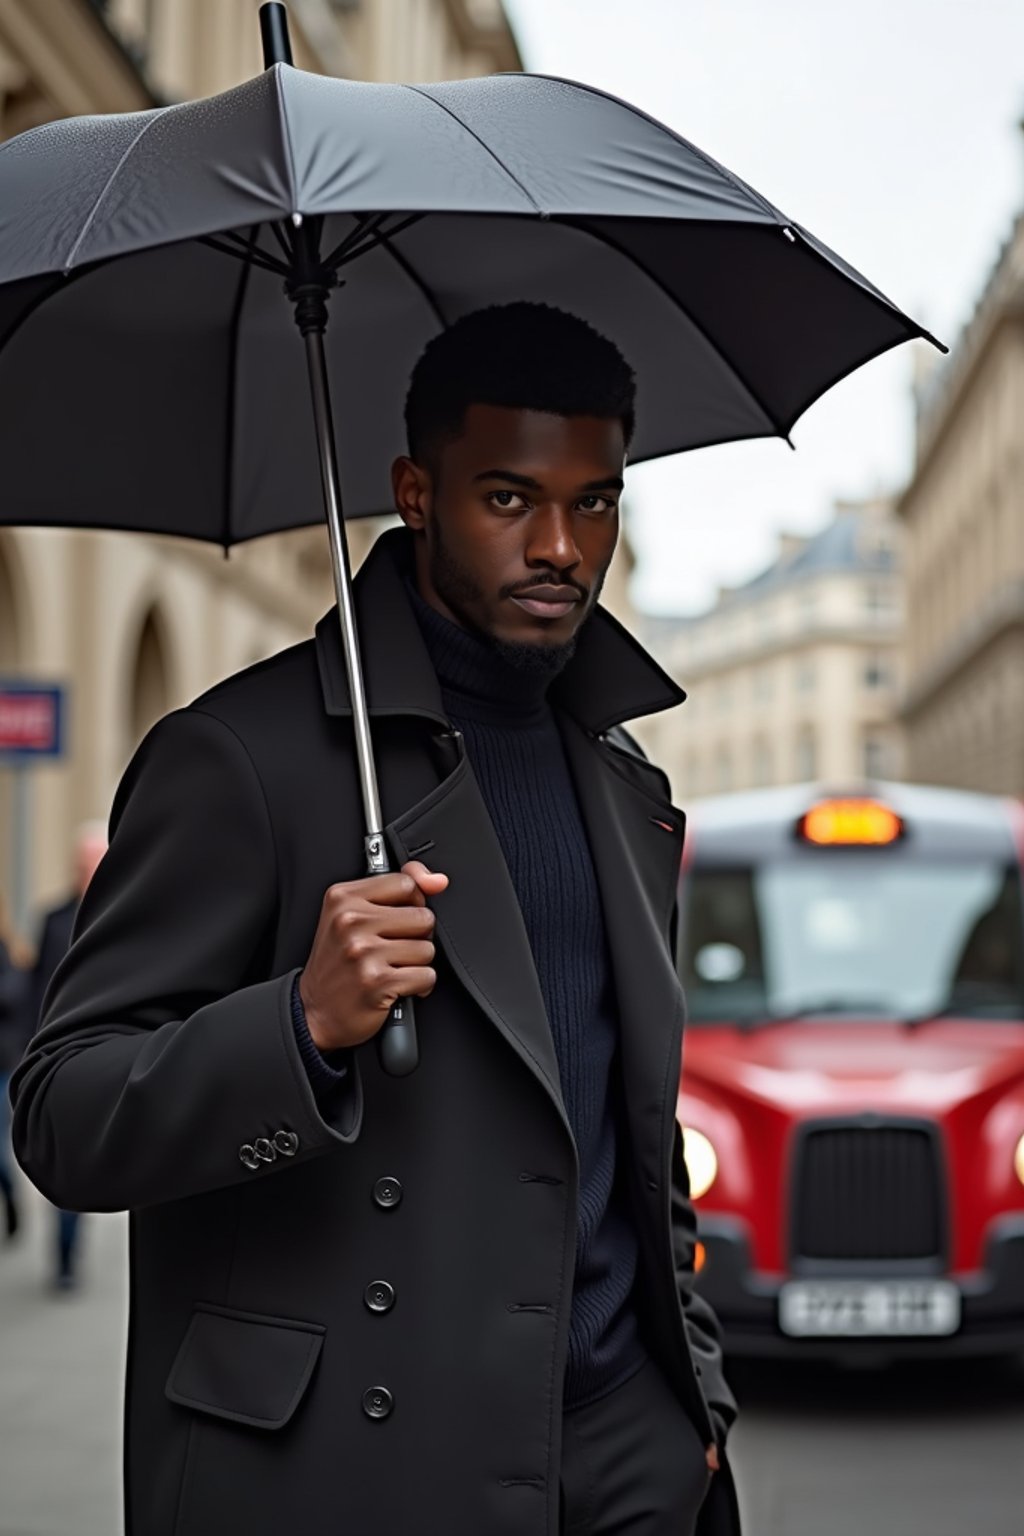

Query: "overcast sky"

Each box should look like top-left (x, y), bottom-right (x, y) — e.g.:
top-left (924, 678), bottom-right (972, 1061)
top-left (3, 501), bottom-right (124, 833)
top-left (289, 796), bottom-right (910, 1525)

top-left (504, 0), bottom-right (1024, 614)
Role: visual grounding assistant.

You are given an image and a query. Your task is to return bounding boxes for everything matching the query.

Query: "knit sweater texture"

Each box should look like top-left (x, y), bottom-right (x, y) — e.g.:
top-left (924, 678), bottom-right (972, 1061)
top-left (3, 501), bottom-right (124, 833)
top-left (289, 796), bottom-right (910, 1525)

top-left (410, 589), bottom-right (646, 1408)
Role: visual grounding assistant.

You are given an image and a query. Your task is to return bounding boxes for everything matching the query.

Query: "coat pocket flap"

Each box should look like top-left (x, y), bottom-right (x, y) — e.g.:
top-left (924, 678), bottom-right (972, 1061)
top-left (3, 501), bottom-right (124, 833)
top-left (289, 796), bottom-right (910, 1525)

top-left (166, 1304), bottom-right (326, 1431)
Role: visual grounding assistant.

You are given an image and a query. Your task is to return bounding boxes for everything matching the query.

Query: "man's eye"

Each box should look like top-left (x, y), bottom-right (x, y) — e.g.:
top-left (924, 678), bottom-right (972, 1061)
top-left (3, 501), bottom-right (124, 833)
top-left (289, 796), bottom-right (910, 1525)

top-left (577, 496), bottom-right (616, 515)
top-left (488, 490), bottom-right (527, 510)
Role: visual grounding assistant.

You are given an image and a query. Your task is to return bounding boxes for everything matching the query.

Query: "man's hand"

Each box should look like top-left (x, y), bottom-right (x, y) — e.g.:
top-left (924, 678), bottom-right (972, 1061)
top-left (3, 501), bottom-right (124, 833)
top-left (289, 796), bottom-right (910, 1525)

top-left (298, 861), bottom-right (448, 1051)
top-left (705, 1443), bottom-right (720, 1474)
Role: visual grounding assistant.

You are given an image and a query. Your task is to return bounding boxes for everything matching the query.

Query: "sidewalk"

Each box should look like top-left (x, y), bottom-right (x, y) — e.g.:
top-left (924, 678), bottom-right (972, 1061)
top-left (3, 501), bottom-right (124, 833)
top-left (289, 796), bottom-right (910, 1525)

top-left (0, 1183), bottom-right (127, 1536)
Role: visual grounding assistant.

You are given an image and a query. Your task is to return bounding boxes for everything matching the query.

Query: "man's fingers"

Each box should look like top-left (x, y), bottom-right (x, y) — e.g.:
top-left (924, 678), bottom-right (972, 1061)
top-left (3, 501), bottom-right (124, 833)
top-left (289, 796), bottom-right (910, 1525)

top-left (374, 905), bottom-right (436, 939)
top-left (705, 1444), bottom-right (720, 1473)
top-left (402, 860), bottom-right (449, 896)
top-left (378, 965), bottom-right (437, 1002)
top-left (376, 939), bottom-right (435, 969)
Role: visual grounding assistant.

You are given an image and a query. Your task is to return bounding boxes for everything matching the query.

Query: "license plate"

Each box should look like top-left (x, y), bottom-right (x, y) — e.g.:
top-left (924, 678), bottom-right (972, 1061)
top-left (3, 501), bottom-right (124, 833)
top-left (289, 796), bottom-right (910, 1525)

top-left (778, 1279), bottom-right (961, 1337)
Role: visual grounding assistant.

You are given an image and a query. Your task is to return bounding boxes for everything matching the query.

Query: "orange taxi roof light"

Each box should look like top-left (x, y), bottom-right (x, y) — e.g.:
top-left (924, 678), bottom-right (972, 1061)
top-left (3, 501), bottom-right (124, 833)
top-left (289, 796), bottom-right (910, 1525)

top-left (799, 797), bottom-right (904, 847)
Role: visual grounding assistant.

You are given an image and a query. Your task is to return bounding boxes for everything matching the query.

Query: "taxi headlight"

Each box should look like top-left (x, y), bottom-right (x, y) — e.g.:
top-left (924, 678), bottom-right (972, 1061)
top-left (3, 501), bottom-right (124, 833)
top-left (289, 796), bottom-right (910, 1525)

top-left (1014, 1134), bottom-right (1024, 1187)
top-left (681, 1127), bottom-right (718, 1200)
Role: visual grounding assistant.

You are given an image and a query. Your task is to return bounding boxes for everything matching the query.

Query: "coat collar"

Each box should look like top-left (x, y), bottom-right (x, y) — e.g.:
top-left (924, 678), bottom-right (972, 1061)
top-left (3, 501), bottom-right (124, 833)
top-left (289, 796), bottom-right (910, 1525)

top-left (314, 526), bottom-right (685, 736)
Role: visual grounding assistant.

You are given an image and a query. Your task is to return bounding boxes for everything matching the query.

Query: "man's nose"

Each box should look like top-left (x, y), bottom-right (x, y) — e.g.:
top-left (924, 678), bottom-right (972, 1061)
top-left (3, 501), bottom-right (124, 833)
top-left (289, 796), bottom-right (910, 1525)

top-left (525, 505), bottom-right (581, 572)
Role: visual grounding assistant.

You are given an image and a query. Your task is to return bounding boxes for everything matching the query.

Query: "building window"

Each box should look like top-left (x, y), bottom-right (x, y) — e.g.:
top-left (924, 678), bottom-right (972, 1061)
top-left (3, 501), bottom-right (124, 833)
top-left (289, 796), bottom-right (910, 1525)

top-left (863, 736), bottom-right (886, 779)
top-left (795, 726), bottom-right (817, 782)
top-left (799, 587), bottom-right (817, 626)
top-left (752, 664), bottom-right (774, 703)
top-left (864, 582), bottom-right (895, 620)
top-left (751, 737), bottom-right (774, 787)
top-left (794, 657), bottom-right (816, 692)
top-left (863, 653), bottom-right (890, 689)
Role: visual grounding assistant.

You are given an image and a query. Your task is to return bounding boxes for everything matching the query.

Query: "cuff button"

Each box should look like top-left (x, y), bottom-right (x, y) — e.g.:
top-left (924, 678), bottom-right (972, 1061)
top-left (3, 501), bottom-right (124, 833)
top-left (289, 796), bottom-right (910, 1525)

top-left (274, 1130), bottom-right (299, 1156)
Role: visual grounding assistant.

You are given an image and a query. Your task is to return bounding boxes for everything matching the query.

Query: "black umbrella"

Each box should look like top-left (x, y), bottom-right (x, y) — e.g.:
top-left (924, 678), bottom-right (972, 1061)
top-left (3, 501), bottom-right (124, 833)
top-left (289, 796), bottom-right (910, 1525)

top-left (0, 3), bottom-right (941, 1074)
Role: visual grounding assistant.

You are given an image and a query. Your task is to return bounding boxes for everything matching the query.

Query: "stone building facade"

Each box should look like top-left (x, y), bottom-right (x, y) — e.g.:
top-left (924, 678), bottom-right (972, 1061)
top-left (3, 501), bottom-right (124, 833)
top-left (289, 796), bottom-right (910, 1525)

top-left (899, 208), bottom-right (1024, 796)
top-left (636, 497), bottom-right (904, 802)
top-left (0, 0), bottom-right (521, 933)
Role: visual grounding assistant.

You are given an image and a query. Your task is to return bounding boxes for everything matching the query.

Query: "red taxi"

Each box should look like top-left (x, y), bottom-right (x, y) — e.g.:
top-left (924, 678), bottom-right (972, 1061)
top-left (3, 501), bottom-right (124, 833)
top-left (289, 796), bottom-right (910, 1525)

top-left (676, 782), bottom-right (1024, 1358)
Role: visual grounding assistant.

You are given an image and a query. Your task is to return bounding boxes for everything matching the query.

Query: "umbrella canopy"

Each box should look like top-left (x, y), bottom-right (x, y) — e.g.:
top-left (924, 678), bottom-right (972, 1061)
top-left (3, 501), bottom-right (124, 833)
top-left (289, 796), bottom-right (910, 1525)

top-left (0, 65), bottom-right (940, 546)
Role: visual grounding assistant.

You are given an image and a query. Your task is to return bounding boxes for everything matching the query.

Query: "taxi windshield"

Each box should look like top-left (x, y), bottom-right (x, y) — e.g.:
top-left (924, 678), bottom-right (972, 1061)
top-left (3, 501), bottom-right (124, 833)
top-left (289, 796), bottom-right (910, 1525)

top-left (681, 859), bottom-right (1024, 1024)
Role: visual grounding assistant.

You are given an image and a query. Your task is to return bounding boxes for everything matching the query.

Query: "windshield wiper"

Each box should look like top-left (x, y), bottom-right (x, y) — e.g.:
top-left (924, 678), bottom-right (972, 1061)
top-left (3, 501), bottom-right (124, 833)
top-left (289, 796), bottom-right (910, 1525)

top-left (737, 998), bottom-right (894, 1031)
top-left (902, 984), bottom-right (1023, 1029)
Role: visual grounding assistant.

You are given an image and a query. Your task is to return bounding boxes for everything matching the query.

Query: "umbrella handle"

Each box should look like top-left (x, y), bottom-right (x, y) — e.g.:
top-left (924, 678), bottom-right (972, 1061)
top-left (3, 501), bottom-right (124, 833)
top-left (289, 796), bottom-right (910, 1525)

top-left (363, 832), bottom-right (420, 1078)
top-left (378, 998), bottom-right (419, 1078)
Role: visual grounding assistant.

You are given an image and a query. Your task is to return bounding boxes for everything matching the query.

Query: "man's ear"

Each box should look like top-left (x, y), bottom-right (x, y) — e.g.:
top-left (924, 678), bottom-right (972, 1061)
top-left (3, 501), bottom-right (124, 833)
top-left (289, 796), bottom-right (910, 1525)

top-left (391, 456), bottom-right (432, 531)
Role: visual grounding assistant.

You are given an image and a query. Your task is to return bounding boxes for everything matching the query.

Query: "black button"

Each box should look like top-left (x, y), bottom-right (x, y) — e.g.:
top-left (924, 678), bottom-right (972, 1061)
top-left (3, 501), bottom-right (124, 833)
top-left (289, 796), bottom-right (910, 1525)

top-left (254, 1137), bottom-right (277, 1164)
top-left (239, 1144), bottom-right (260, 1171)
top-left (364, 1280), bottom-right (396, 1314)
top-left (373, 1176), bottom-right (403, 1209)
top-left (274, 1130), bottom-right (299, 1156)
top-left (362, 1385), bottom-right (393, 1420)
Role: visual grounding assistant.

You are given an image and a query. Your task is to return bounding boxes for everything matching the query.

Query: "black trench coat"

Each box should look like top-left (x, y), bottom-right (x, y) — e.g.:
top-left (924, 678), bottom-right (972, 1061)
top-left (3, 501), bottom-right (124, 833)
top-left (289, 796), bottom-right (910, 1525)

top-left (11, 529), bottom-right (741, 1536)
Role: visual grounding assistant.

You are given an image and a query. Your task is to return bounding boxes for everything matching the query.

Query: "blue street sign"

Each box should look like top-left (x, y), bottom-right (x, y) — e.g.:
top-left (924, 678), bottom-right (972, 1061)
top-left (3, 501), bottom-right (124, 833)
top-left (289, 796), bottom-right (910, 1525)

top-left (0, 681), bottom-right (65, 759)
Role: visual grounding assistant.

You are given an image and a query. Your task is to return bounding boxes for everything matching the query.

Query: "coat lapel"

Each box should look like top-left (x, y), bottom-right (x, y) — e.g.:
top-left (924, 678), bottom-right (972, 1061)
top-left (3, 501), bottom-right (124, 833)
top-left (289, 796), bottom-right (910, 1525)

top-left (559, 718), bottom-right (687, 1183)
top-left (385, 739), bottom-right (567, 1122)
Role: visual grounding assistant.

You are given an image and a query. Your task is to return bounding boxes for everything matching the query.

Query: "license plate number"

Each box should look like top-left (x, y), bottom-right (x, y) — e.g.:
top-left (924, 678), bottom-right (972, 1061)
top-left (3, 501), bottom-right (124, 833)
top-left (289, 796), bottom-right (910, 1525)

top-left (778, 1280), bottom-right (961, 1337)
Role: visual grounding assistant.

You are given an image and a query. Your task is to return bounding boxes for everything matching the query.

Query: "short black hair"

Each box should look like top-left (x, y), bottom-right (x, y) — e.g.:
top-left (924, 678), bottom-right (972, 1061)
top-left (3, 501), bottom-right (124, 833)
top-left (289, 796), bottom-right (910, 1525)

top-left (404, 302), bottom-right (636, 467)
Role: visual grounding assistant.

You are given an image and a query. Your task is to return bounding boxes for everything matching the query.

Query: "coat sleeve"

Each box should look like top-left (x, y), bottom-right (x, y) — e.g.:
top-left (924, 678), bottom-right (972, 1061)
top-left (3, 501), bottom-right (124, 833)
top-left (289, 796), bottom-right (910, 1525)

top-left (30, 909), bottom-right (67, 1037)
top-left (670, 1119), bottom-right (738, 1445)
top-left (10, 706), bottom-right (362, 1213)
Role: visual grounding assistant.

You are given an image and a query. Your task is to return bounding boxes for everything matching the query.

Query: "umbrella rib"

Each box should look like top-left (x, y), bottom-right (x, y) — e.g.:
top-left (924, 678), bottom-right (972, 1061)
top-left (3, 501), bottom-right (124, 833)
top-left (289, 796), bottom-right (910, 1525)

top-left (197, 235), bottom-right (289, 278)
top-left (218, 228), bottom-right (291, 269)
top-left (329, 214), bottom-right (425, 274)
top-left (221, 227), bottom-right (258, 553)
top-left (267, 220), bottom-right (296, 263)
top-left (405, 86), bottom-right (544, 215)
top-left (558, 216), bottom-right (791, 444)
top-left (321, 213), bottom-right (388, 272)
top-left (374, 229), bottom-right (449, 329)
top-left (62, 110), bottom-right (164, 271)
top-left (504, 73), bottom-right (785, 226)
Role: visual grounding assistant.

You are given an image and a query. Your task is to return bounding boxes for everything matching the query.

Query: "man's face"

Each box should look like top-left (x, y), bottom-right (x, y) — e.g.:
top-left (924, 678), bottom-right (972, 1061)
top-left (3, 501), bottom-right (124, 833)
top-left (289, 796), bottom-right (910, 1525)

top-left (392, 404), bottom-right (624, 650)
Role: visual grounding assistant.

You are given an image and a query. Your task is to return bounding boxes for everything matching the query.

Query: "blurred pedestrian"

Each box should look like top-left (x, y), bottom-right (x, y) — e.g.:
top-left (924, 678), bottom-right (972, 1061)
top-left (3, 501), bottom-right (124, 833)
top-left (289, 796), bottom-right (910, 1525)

top-left (0, 891), bottom-right (30, 1241)
top-left (28, 820), bottom-right (107, 1287)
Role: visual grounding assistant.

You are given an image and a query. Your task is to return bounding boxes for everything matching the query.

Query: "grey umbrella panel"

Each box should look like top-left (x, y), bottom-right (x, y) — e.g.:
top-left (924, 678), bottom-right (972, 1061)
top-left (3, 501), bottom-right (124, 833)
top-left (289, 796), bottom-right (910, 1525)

top-left (0, 68), bottom-right (783, 282)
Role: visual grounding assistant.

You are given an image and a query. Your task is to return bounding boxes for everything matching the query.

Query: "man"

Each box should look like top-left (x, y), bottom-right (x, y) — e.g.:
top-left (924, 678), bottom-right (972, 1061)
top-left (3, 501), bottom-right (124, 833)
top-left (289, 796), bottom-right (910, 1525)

top-left (12, 304), bottom-right (740, 1536)
top-left (27, 821), bottom-right (107, 1286)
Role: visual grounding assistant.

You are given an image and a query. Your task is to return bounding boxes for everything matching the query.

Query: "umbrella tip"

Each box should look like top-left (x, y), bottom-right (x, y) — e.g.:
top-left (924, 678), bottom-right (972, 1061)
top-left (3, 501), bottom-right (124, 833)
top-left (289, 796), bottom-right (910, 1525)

top-left (260, 4), bottom-right (294, 70)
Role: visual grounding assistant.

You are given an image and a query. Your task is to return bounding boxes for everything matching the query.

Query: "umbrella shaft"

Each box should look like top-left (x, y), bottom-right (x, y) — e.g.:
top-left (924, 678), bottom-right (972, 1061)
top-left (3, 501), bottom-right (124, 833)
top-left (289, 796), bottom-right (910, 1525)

top-left (302, 328), bottom-right (387, 872)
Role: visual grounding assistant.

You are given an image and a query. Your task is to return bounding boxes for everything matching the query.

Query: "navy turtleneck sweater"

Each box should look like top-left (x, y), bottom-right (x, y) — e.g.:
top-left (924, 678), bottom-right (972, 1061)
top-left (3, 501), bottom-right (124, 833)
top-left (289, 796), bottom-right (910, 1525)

top-left (408, 590), bottom-right (647, 1408)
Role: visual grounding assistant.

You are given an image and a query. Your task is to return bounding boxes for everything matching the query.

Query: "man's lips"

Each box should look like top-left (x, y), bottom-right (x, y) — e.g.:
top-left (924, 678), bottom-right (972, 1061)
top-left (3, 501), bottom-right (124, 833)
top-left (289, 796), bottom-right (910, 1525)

top-left (508, 586), bottom-right (583, 620)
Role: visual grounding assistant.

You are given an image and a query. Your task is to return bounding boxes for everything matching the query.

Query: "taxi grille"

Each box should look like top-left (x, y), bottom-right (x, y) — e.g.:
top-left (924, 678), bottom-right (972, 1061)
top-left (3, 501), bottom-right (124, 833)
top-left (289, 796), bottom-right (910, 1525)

top-left (792, 1123), bottom-right (944, 1262)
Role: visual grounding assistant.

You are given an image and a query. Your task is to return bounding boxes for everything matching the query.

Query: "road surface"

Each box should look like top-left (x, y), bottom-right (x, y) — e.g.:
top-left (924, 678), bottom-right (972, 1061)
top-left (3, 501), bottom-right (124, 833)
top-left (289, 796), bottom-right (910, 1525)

top-left (2, 1181), bottom-right (1023, 1535)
